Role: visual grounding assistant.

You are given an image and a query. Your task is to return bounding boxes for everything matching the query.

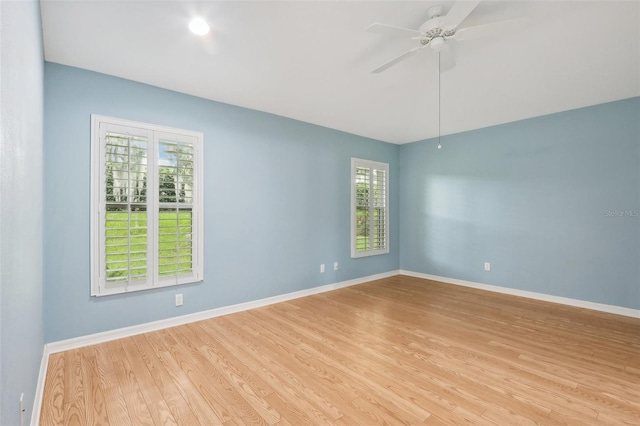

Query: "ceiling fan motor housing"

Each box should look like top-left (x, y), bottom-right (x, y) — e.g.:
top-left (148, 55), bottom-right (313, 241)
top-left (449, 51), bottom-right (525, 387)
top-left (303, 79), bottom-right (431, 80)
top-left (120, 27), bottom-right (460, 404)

top-left (419, 6), bottom-right (457, 48)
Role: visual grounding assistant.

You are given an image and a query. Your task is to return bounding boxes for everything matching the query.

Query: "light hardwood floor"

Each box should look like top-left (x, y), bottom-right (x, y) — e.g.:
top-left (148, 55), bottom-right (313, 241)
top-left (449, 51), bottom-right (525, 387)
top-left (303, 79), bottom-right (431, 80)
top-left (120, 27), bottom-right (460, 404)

top-left (40, 275), bottom-right (640, 425)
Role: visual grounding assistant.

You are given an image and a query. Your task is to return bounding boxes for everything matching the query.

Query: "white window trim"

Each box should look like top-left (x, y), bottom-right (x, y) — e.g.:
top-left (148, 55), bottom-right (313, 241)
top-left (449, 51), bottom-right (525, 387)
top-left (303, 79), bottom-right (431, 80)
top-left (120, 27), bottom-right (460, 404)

top-left (90, 115), bottom-right (204, 296)
top-left (351, 157), bottom-right (390, 258)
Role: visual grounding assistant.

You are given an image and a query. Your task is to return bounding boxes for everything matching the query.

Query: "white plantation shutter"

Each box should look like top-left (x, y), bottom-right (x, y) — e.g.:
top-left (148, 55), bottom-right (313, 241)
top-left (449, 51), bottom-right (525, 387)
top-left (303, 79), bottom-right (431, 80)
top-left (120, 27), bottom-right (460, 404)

top-left (91, 116), bottom-right (203, 296)
top-left (351, 158), bottom-right (389, 258)
top-left (101, 124), bottom-right (152, 293)
top-left (354, 166), bottom-right (371, 252)
top-left (372, 167), bottom-right (387, 249)
top-left (156, 135), bottom-right (197, 285)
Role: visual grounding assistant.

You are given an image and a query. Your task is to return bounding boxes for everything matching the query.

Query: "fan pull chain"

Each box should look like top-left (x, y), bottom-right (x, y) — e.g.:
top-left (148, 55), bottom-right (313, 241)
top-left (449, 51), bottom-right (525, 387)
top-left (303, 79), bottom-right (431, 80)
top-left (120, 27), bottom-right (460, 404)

top-left (437, 51), bottom-right (442, 150)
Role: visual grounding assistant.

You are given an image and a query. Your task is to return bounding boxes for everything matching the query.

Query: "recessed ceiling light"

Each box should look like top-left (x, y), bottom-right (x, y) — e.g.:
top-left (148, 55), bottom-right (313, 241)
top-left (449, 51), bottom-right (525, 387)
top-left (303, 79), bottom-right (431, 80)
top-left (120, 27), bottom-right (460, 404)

top-left (189, 18), bottom-right (210, 36)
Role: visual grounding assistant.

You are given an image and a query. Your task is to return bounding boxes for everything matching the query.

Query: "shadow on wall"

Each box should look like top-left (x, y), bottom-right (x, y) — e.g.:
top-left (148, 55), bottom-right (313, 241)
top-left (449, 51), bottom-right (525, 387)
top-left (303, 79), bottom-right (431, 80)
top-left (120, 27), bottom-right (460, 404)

top-left (412, 154), bottom-right (637, 305)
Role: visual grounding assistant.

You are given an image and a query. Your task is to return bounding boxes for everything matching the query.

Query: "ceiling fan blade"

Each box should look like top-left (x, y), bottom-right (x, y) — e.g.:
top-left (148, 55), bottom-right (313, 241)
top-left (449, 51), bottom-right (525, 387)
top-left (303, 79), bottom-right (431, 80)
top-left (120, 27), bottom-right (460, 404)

top-left (371, 46), bottom-right (424, 74)
top-left (442, 0), bottom-right (481, 29)
top-left (453, 18), bottom-right (527, 41)
top-left (366, 23), bottom-right (422, 37)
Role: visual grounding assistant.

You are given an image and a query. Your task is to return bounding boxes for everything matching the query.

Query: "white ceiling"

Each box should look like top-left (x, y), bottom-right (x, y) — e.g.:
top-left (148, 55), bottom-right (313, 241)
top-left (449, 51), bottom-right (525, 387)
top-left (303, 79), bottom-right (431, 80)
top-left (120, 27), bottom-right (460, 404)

top-left (41, 1), bottom-right (640, 144)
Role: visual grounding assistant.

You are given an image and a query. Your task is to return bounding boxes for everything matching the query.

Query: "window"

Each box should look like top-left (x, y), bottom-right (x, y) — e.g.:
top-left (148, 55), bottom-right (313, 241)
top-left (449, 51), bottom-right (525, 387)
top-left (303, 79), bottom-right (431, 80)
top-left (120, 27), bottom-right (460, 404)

top-left (351, 158), bottom-right (389, 258)
top-left (91, 115), bottom-right (204, 296)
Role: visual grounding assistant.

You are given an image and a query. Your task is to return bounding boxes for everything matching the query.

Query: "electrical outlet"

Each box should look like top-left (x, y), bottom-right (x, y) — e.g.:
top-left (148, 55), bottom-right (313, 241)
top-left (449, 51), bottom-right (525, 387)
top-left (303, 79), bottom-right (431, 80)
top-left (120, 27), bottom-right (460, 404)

top-left (334, 261), bottom-right (339, 271)
top-left (175, 293), bottom-right (183, 306)
top-left (484, 262), bottom-right (491, 272)
top-left (320, 264), bottom-right (325, 273)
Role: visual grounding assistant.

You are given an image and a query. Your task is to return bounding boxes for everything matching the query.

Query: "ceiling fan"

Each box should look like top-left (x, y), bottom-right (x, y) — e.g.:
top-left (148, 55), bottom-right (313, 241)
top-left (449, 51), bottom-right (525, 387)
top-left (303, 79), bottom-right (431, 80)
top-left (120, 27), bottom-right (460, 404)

top-left (366, 1), bottom-right (515, 73)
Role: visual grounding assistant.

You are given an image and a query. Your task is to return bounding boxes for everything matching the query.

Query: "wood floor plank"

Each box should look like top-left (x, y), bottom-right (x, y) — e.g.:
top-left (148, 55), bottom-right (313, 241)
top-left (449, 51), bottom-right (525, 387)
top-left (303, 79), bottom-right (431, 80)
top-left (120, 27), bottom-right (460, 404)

top-left (120, 337), bottom-right (178, 425)
top-left (41, 276), bottom-right (640, 425)
top-left (175, 413), bottom-right (201, 426)
top-left (63, 350), bottom-right (86, 425)
top-left (262, 392), bottom-right (313, 426)
top-left (93, 343), bottom-right (117, 390)
top-left (197, 342), bottom-right (280, 424)
top-left (164, 326), bottom-right (269, 424)
top-left (144, 331), bottom-right (226, 425)
top-left (130, 335), bottom-right (193, 423)
top-left (204, 317), bottom-right (340, 423)
top-left (79, 346), bottom-right (110, 425)
top-left (40, 352), bottom-right (65, 425)
top-left (108, 341), bottom-right (155, 426)
top-left (130, 334), bottom-right (193, 421)
top-left (186, 322), bottom-right (274, 399)
top-left (102, 385), bottom-right (132, 426)
top-left (156, 328), bottom-right (233, 424)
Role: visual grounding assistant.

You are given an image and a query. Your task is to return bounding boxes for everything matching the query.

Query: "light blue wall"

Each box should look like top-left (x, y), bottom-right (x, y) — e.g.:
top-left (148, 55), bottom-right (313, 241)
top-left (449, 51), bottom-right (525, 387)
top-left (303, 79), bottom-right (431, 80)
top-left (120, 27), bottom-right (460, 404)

top-left (399, 97), bottom-right (640, 309)
top-left (43, 64), bottom-right (639, 344)
top-left (43, 63), bottom-right (399, 343)
top-left (0, 1), bottom-right (45, 424)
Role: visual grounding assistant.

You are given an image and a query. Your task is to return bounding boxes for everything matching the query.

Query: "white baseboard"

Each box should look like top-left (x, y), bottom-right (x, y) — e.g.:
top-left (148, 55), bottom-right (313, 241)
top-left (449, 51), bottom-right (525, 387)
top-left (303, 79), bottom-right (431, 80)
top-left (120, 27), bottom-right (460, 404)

top-left (45, 269), bottom-right (399, 355)
top-left (47, 269), bottom-right (637, 355)
top-left (399, 270), bottom-right (640, 319)
top-left (30, 346), bottom-right (49, 426)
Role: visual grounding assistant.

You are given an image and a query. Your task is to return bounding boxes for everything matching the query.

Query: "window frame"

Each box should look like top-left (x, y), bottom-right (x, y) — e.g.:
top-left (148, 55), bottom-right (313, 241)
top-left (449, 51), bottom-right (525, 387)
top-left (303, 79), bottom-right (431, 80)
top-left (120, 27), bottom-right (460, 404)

top-left (90, 115), bottom-right (204, 296)
top-left (350, 157), bottom-right (390, 258)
